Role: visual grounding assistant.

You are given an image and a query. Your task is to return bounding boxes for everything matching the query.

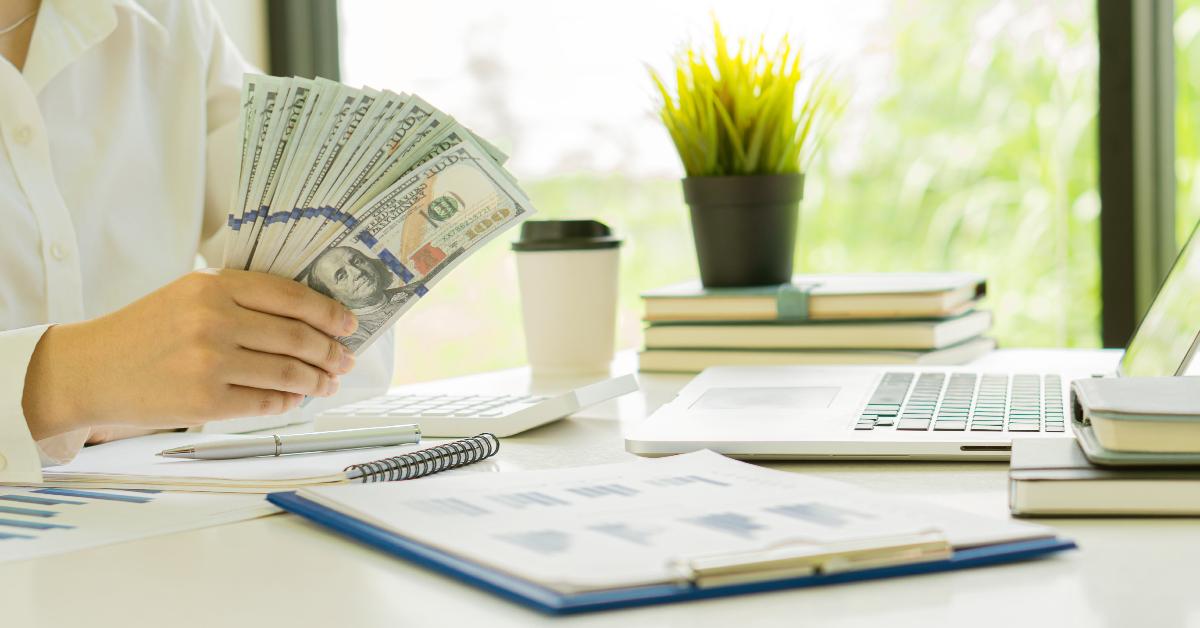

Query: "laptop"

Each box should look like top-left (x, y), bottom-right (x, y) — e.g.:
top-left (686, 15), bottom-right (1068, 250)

top-left (626, 224), bottom-right (1200, 461)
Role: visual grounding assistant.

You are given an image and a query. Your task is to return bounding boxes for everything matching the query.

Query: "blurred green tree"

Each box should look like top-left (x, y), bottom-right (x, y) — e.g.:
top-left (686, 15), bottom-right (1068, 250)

top-left (390, 0), bottom-right (1106, 383)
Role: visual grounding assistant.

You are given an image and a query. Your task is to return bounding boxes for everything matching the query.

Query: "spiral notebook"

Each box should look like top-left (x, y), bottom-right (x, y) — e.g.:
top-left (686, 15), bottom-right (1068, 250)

top-left (269, 450), bottom-right (1075, 614)
top-left (12, 433), bottom-right (499, 493)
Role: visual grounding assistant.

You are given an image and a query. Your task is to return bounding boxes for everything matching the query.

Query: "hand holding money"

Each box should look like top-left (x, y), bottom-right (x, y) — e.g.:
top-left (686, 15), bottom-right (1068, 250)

top-left (22, 270), bottom-right (357, 440)
top-left (222, 75), bottom-right (535, 354)
top-left (23, 75), bottom-right (534, 440)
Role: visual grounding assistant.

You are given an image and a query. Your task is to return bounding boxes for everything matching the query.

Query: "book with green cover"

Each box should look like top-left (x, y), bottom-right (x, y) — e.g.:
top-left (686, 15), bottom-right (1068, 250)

top-left (1071, 377), bottom-right (1200, 457)
top-left (644, 310), bottom-right (991, 351)
top-left (642, 272), bottom-right (986, 322)
top-left (638, 337), bottom-right (996, 374)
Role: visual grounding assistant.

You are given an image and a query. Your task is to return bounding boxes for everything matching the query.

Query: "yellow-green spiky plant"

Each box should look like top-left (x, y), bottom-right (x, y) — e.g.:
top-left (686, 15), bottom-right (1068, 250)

top-left (651, 18), bottom-right (840, 177)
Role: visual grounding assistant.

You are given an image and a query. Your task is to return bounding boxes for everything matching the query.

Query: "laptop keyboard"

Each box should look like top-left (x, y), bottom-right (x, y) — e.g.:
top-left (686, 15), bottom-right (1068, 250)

top-left (855, 373), bottom-right (1066, 433)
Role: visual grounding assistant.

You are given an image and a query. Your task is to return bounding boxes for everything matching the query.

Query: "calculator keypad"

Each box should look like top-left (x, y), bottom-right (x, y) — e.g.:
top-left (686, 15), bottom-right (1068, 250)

top-left (322, 394), bottom-right (550, 420)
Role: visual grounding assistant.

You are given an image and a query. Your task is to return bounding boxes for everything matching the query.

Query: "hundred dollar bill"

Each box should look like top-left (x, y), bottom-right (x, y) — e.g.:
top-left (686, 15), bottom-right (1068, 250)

top-left (260, 84), bottom-right (360, 271)
top-left (242, 80), bottom-right (315, 272)
top-left (250, 79), bottom-right (341, 272)
top-left (267, 96), bottom-right (441, 278)
top-left (320, 90), bottom-right (408, 211)
top-left (279, 88), bottom-right (398, 270)
top-left (246, 78), bottom-right (323, 272)
top-left (274, 89), bottom-right (377, 271)
top-left (467, 130), bottom-right (508, 166)
top-left (328, 95), bottom-right (432, 215)
top-left (223, 78), bottom-right (258, 266)
top-left (274, 121), bottom-right (465, 278)
top-left (293, 139), bottom-right (535, 353)
top-left (284, 120), bottom-right (466, 268)
top-left (308, 87), bottom-right (388, 211)
top-left (402, 123), bottom-right (520, 187)
top-left (224, 77), bottom-right (272, 267)
top-left (252, 87), bottom-right (397, 275)
top-left (228, 76), bottom-right (287, 269)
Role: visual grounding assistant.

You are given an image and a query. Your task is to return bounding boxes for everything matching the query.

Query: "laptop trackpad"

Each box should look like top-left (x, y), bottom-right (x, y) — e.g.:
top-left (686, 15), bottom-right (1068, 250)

top-left (691, 386), bottom-right (841, 411)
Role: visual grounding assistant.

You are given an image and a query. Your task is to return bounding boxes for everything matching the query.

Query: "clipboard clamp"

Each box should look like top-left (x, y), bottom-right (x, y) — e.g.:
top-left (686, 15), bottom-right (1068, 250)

top-left (676, 531), bottom-right (953, 588)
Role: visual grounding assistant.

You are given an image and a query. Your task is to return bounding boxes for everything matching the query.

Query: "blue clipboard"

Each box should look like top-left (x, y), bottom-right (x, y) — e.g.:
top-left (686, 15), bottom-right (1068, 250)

top-left (268, 491), bottom-right (1076, 615)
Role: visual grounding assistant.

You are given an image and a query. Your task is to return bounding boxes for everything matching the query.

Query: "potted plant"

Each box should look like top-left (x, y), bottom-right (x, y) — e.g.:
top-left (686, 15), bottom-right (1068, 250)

top-left (651, 19), bottom-right (839, 287)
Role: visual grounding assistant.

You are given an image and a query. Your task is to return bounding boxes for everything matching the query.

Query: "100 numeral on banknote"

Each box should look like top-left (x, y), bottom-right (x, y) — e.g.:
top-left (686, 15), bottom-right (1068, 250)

top-left (295, 142), bottom-right (532, 353)
top-left (223, 74), bottom-right (534, 356)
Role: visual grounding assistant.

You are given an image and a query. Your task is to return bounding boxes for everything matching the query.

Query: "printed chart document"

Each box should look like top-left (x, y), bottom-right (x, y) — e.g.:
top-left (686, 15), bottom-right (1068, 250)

top-left (0, 486), bottom-right (275, 563)
top-left (292, 451), bottom-right (1060, 594)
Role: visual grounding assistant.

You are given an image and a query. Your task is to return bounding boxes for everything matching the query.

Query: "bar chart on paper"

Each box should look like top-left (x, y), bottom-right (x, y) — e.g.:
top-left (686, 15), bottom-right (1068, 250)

top-left (0, 487), bottom-right (277, 563)
top-left (279, 450), bottom-right (1069, 601)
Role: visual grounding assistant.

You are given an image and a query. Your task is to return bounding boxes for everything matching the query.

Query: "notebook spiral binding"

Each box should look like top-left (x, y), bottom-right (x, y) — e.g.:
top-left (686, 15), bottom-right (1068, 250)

top-left (344, 433), bottom-right (500, 482)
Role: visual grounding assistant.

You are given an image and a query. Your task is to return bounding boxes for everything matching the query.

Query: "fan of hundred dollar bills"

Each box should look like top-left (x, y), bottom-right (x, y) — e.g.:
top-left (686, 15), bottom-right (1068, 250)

top-left (222, 75), bottom-right (534, 353)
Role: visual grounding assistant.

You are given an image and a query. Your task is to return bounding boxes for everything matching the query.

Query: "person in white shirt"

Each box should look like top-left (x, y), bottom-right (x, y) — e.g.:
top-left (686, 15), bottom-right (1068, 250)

top-left (0, 0), bottom-right (393, 483)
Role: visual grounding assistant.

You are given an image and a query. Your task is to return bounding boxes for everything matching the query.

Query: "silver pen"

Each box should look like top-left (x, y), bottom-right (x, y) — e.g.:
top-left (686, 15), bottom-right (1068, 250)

top-left (157, 425), bottom-right (421, 460)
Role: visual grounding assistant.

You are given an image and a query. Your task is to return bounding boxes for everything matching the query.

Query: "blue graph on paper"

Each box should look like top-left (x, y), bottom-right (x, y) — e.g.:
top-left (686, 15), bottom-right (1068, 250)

top-left (683, 512), bottom-right (769, 539)
top-left (0, 487), bottom-right (273, 562)
top-left (765, 503), bottom-right (877, 528)
top-left (646, 475), bottom-right (731, 488)
top-left (0, 488), bottom-right (154, 540)
top-left (567, 484), bottom-right (640, 498)
top-left (488, 491), bottom-right (570, 510)
top-left (494, 530), bottom-right (572, 555)
top-left (588, 522), bottom-right (663, 546)
top-left (406, 497), bottom-right (492, 517)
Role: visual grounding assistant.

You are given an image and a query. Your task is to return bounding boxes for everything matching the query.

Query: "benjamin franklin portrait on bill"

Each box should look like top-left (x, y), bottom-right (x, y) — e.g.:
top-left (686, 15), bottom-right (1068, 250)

top-left (305, 246), bottom-right (424, 350)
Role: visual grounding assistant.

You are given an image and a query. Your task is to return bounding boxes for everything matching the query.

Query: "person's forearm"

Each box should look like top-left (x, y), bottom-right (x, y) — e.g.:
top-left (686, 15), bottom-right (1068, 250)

top-left (20, 270), bottom-right (355, 442)
top-left (22, 324), bottom-right (88, 440)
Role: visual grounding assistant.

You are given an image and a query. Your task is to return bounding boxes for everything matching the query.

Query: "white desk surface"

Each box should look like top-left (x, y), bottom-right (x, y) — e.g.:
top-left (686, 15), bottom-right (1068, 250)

top-left (5, 349), bottom-right (1199, 628)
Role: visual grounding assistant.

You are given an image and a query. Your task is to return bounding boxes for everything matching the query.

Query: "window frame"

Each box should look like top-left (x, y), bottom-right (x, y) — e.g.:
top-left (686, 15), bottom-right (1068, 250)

top-left (266, 0), bottom-right (341, 80)
top-left (1098, 0), bottom-right (1178, 348)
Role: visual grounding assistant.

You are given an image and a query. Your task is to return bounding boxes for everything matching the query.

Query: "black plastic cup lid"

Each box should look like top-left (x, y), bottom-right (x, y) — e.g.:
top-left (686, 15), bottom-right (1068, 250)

top-left (511, 219), bottom-right (622, 251)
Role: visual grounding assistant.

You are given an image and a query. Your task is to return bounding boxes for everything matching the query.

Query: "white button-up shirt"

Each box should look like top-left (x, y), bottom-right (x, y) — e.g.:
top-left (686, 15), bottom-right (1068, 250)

top-left (0, 0), bottom-right (393, 482)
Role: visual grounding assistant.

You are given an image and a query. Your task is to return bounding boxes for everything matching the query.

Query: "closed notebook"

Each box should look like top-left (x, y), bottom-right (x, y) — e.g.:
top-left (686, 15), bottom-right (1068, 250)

top-left (269, 450), bottom-right (1073, 614)
top-left (1009, 438), bottom-right (1200, 516)
top-left (14, 433), bottom-right (498, 493)
top-left (639, 337), bottom-right (996, 374)
top-left (644, 310), bottom-right (991, 350)
top-left (642, 272), bottom-right (986, 322)
top-left (1071, 377), bottom-right (1200, 454)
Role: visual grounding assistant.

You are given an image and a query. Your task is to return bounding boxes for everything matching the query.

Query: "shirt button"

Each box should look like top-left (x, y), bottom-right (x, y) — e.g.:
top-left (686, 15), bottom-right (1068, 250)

top-left (12, 124), bottom-right (33, 145)
top-left (50, 243), bottom-right (69, 260)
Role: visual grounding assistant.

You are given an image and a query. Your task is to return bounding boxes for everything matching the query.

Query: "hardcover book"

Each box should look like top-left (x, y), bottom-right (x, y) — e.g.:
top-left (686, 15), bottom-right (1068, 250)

top-left (1009, 438), bottom-right (1200, 516)
top-left (642, 272), bottom-right (986, 322)
top-left (638, 337), bottom-right (996, 373)
top-left (644, 310), bottom-right (991, 351)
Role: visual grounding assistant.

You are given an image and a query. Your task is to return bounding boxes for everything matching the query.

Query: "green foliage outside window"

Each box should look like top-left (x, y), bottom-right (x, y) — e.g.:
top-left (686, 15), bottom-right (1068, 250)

top-left (1177, 0), bottom-right (1200, 246)
top-left (393, 0), bottom-right (1109, 383)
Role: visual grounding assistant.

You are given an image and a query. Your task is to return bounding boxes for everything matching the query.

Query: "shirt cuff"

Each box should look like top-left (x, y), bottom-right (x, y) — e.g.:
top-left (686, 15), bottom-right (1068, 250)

top-left (35, 427), bottom-right (90, 466)
top-left (0, 324), bottom-right (53, 482)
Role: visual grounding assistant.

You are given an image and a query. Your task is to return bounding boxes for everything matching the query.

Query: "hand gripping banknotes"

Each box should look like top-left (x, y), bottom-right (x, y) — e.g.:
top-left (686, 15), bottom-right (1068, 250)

top-left (223, 75), bottom-right (533, 354)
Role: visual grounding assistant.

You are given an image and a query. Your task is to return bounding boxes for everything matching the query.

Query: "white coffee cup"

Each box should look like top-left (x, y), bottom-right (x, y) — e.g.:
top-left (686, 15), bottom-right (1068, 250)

top-left (513, 220), bottom-right (622, 375)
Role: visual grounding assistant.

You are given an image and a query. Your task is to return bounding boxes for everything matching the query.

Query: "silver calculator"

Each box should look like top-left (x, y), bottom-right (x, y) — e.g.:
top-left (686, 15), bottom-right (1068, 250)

top-left (315, 375), bottom-right (639, 437)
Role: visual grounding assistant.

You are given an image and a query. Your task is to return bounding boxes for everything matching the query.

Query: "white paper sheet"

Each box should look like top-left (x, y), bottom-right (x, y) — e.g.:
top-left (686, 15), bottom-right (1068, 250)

top-left (32, 432), bottom-right (430, 491)
top-left (299, 450), bottom-right (1055, 593)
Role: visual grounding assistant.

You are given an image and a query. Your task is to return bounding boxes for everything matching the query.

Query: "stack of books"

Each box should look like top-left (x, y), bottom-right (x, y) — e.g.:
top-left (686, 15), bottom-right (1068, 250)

top-left (1009, 439), bottom-right (1200, 516)
top-left (1010, 377), bottom-right (1200, 517)
top-left (638, 272), bottom-right (995, 373)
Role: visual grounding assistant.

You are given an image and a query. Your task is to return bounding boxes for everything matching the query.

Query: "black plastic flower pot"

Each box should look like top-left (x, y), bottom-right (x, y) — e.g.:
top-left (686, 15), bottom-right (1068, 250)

top-left (682, 173), bottom-right (804, 288)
